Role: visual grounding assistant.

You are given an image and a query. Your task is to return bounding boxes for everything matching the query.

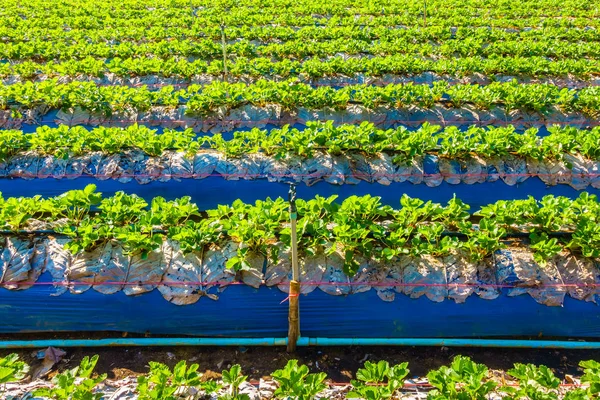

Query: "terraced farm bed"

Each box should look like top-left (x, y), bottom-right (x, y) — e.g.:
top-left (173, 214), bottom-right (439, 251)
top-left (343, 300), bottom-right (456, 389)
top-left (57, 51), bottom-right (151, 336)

top-left (1, 0), bottom-right (600, 340)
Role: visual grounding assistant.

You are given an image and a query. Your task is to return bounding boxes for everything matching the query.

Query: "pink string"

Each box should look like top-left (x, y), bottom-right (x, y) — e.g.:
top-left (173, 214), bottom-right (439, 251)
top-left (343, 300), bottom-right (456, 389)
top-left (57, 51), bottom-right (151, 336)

top-left (280, 293), bottom-right (300, 303)
top-left (1, 280), bottom-right (598, 288)
top-left (5, 171), bottom-right (600, 179)
top-left (83, 80), bottom-right (600, 88)
top-left (16, 118), bottom-right (600, 126)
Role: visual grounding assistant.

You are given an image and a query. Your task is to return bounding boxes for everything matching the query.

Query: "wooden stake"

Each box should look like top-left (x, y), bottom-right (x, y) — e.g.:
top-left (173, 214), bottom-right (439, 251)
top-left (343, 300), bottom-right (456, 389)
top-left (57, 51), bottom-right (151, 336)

top-left (287, 184), bottom-right (300, 352)
top-left (287, 280), bottom-right (300, 352)
top-left (220, 23), bottom-right (228, 82)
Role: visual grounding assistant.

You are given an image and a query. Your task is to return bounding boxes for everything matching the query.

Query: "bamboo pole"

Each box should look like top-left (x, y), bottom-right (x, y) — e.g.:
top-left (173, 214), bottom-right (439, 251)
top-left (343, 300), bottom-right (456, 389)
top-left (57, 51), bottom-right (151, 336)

top-left (220, 23), bottom-right (228, 82)
top-left (287, 184), bottom-right (300, 352)
top-left (287, 280), bottom-right (300, 352)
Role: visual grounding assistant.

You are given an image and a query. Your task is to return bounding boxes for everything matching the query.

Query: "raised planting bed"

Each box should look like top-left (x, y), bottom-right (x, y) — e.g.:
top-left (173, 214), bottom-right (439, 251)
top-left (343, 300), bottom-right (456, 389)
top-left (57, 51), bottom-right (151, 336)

top-left (1, 189), bottom-right (600, 336)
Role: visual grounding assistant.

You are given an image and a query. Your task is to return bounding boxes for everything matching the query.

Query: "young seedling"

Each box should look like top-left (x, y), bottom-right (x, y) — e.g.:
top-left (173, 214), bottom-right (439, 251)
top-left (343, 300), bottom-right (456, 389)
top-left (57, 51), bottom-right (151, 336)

top-left (33, 355), bottom-right (106, 400)
top-left (137, 359), bottom-right (220, 400)
top-left (347, 360), bottom-right (410, 400)
top-left (0, 354), bottom-right (30, 394)
top-left (219, 364), bottom-right (249, 400)
top-left (502, 363), bottom-right (560, 400)
top-left (427, 355), bottom-right (496, 400)
top-left (271, 360), bottom-right (327, 400)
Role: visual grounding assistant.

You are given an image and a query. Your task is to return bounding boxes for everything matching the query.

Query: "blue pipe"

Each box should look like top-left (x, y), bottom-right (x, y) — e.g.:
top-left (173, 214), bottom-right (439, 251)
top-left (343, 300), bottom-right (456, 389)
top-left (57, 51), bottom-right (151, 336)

top-left (1, 337), bottom-right (599, 349)
top-left (298, 338), bottom-right (600, 349)
top-left (0, 338), bottom-right (288, 348)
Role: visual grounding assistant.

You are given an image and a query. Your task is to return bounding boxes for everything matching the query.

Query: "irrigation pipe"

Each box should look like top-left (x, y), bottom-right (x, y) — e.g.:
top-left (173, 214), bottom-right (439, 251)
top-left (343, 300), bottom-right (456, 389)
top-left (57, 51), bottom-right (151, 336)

top-left (2, 337), bottom-right (600, 349)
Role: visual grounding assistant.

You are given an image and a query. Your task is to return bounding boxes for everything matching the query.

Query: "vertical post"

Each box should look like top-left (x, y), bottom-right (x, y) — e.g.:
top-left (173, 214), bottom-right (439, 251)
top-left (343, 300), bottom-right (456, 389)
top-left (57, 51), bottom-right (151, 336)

top-left (220, 23), bottom-right (228, 82)
top-left (287, 184), bottom-right (300, 352)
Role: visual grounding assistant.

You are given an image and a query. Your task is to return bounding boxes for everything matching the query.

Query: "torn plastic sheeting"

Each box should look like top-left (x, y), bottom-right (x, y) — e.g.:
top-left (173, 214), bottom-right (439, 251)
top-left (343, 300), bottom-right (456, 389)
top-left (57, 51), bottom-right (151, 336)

top-left (1, 238), bottom-right (238, 304)
top-left (2, 272), bottom-right (600, 338)
top-left (158, 239), bottom-right (223, 305)
top-left (0, 237), bottom-right (36, 290)
top-left (0, 175), bottom-right (598, 213)
top-left (2, 151), bottom-right (599, 190)
top-left (2, 104), bottom-right (600, 133)
top-left (6, 72), bottom-right (599, 90)
top-left (2, 237), bottom-right (600, 307)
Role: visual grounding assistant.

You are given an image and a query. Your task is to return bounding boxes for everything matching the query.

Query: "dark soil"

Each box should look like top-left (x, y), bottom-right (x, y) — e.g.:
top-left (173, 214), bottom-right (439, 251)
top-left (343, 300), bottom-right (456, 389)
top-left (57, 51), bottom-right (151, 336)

top-left (2, 332), bottom-right (599, 382)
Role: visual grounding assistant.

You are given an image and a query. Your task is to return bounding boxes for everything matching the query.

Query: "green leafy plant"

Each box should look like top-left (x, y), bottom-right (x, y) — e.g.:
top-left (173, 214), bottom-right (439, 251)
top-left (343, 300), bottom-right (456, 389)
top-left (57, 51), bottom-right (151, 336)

top-left (0, 354), bottom-right (29, 393)
top-left (580, 360), bottom-right (600, 398)
top-left (502, 363), bottom-right (560, 400)
top-left (137, 360), bottom-right (217, 400)
top-left (271, 360), bottom-right (327, 400)
top-left (33, 355), bottom-right (106, 400)
top-left (347, 360), bottom-right (410, 400)
top-left (530, 233), bottom-right (563, 266)
top-left (2, 188), bottom-right (600, 278)
top-left (427, 355), bottom-right (496, 400)
top-left (2, 123), bottom-right (600, 168)
top-left (219, 364), bottom-right (249, 400)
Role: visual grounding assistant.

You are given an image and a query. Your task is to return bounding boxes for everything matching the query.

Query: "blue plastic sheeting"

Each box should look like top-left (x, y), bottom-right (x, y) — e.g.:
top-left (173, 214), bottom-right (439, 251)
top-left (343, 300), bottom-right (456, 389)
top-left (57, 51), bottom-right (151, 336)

top-left (0, 176), bottom-right (598, 211)
top-left (1, 273), bottom-right (599, 337)
top-left (19, 118), bottom-right (553, 136)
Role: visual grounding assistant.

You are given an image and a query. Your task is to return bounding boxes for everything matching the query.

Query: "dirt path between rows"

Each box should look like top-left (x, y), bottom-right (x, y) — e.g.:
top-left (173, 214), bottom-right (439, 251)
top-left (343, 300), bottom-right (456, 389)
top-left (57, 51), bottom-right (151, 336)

top-left (2, 333), bottom-right (599, 382)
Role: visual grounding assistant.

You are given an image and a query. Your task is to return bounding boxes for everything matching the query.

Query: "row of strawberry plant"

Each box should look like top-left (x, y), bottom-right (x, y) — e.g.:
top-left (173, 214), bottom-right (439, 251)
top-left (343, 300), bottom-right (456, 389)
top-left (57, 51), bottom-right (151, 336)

top-left (2, 79), bottom-right (600, 117)
top-left (1, 186), bottom-right (599, 275)
top-left (6, 13), bottom-right (599, 29)
top-left (5, 55), bottom-right (599, 81)
top-left (5, 25), bottom-right (600, 44)
top-left (202, 122), bottom-right (600, 161)
top-left (7, 0), bottom-right (596, 18)
top-left (0, 124), bottom-right (197, 159)
top-left (5, 0), bottom-right (600, 29)
top-left (2, 122), bottom-right (600, 162)
top-left (3, 37), bottom-right (599, 61)
top-left (6, 13), bottom-right (599, 30)
top-left (2, 353), bottom-right (600, 400)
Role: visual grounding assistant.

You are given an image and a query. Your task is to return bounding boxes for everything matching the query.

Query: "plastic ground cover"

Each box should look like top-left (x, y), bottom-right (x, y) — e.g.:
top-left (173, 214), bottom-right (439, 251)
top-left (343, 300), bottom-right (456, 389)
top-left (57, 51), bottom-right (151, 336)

top-left (2, 151), bottom-right (598, 190)
top-left (3, 234), bottom-right (598, 307)
top-left (1, 272), bottom-right (600, 337)
top-left (3, 105), bottom-right (599, 134)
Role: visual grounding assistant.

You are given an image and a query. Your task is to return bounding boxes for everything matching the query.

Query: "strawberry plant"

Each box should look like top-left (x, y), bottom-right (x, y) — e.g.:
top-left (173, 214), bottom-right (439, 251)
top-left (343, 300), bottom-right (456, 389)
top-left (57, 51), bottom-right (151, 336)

top-left (464, 218), bottom-right (506, 262)
top-left (33, 355), bottom-right (106, 400)
top-left (219, 364), bottom-right (249, 400)
top-left (503, 363), bottom-right (561, 400)
top-left (271, 360), bottom-right (327, 400)
top-left (2, 187), bottom-right (600, 275)
top-left (51, 184), bottom-right (103, 225)
top-left (222, 198), bottom-right (288, 271)
top-left (427, 355), bottom-right (496, 400)
top-left (529, 233), bottom-right (563, 266)
top-left (137, 360), bottom-right (218, 400)
top-left (3, 80), bottom-right (600, 117)
top-left (580, 360), bottom-right (600, 398)
top-left (0, 354), bottom-right (29, 393)
top-left (347, 360), bottom-right (409, 400)
top-left (3, 123), bottom-right (600, 166)
top-left (0, 194), bottom-right (48, 231)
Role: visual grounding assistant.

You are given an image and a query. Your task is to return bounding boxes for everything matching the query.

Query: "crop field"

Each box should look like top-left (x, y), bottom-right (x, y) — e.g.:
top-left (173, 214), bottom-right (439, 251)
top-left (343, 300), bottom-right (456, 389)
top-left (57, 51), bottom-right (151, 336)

top-left (1, 0), bottom-right (600, 397)
top-left (3, 351), bottom-right (600, 399)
